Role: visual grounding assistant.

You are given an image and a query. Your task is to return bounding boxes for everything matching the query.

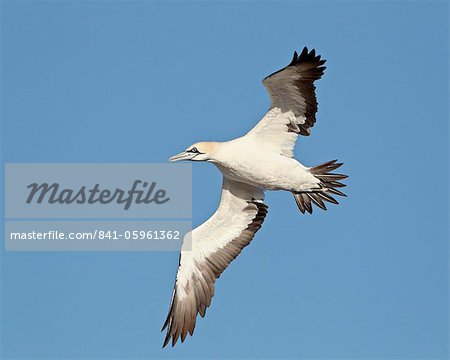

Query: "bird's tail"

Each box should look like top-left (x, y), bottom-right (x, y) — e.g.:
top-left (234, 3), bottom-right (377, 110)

top-left (293, 160), bottom-right (347, 214)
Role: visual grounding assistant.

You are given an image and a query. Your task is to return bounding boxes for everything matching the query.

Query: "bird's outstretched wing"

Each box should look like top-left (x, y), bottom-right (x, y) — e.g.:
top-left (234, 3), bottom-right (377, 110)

top-left (162, 178), bottom-right (268, 347)
top-left (247, 47), bottom-right (326, 157)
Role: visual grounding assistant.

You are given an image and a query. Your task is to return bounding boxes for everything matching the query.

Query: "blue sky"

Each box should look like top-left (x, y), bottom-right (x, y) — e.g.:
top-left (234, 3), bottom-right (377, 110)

top-left (1, 1), bottom-right (448, 359)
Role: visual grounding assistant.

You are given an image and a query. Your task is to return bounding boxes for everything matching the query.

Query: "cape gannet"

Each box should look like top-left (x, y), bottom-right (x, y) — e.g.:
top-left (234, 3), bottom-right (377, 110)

top-left (163, 47), bottom-right (347, 347)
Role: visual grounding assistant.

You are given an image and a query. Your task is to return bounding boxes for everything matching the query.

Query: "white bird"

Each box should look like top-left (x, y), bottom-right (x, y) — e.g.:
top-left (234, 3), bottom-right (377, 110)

top-left (163, 47), bottom-right (347, 347)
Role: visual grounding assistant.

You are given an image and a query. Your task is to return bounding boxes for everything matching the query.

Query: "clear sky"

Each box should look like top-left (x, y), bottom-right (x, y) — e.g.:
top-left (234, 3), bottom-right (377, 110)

top-left (1, 1), bottom-right (448, 359)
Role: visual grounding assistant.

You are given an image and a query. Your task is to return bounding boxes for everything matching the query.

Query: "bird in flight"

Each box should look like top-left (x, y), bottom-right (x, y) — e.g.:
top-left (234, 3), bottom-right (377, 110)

top-left (163, 47), bottom-right (347, 347)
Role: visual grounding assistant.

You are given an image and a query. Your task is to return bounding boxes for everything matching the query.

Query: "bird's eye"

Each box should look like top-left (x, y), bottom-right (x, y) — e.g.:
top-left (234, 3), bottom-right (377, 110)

top-left (189, 147), bottom-right (199, 153)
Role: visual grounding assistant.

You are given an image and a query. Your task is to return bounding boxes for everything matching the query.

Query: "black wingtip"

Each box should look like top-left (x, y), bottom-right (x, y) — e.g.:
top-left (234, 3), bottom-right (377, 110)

top-left (162, 334), bottom-right (170, 348)
top-left (161, 315), bottom-right (170, 332)
top-left (288, 46), bottom-right (326, 69)
top-left (264, 46), bottom-right (326, 82)
top-left (290, 50), bottom-right (299, 65)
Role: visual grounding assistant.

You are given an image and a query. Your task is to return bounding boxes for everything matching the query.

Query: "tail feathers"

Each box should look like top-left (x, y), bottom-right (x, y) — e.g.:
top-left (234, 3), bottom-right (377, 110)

top-left (293, 160), bottom-right (347, 214)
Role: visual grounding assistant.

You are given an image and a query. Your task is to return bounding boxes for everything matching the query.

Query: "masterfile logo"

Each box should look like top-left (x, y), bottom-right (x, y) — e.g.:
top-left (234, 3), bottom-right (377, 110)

top-left (26, 180), bottom-right (170, 210)
top-left (5, 163), bottom-right (191, 218)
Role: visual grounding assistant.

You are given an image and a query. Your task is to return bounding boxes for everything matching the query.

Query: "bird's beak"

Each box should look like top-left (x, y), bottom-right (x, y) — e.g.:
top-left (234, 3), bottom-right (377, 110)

top-left (169, 151), bottom-right (195, 162)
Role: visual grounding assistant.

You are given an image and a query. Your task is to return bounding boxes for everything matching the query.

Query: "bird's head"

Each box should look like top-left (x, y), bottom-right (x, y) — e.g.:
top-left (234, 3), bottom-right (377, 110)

top-left (169, 142), bottom-right (219, 163)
